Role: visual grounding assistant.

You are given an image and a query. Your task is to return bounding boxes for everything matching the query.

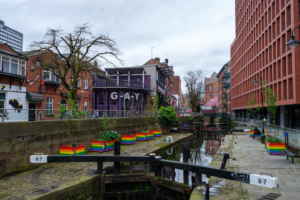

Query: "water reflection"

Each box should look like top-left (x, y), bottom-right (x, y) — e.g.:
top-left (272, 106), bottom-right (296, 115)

top-left (160, 134), bottom-right (223, 186)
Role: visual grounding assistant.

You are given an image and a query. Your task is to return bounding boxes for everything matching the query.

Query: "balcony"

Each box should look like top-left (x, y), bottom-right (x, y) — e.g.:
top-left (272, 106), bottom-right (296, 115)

top-left (44, 71), bottom-right (60, 85)
top-left (93, 79), bottom-right (151, 91)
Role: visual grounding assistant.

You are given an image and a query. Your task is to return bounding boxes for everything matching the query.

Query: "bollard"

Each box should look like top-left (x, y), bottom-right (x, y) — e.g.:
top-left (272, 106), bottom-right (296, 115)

top-left (183, 146), bottom-right (190, 185)
top-left (72, 142), bottom-right (77, 156)
top-left (114, 141), bottom-right (121, 174)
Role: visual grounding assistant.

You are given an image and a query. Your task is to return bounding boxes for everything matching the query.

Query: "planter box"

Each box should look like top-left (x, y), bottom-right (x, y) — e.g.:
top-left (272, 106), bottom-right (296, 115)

top-left (146, 131), bottom-right (153, 141)
top-left (266, 142), bottom-right (286, 155)
top-left (151, 129), bottom-right (162, 137)
top-left (121, 134), bottom-right (136, 145)
top-left (91, 140), bottom-right (118, 152)
top-left (250, 130), bottom-right (254, 138)
top-left (59, 145), bottom-right (85, 155)
top-left (136, 132), bottom-right (153, 141)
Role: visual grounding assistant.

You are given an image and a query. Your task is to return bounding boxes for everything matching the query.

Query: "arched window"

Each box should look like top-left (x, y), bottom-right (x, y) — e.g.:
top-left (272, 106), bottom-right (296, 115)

top-left (61, 99), bottom-right (67, 109)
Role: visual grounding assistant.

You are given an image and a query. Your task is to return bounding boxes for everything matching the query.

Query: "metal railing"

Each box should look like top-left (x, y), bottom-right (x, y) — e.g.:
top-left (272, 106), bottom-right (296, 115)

top-left (0, 108), bottom-right (158, 122)
top-left (93, 79), bottom-right (150, 90)
top-left (254, 120), bottom-right (300, 149)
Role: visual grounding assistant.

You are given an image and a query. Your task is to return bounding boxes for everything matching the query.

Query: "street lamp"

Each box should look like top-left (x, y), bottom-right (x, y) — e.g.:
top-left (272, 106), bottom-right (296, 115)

top-left (287, 26), bottom-right (300, 49)
top-left (253, 75), bottom-right (265, 140)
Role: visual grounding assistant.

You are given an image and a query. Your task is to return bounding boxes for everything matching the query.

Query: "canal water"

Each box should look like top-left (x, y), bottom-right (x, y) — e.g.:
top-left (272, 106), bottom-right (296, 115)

top-left (159, 133), bottom-right (224, 186)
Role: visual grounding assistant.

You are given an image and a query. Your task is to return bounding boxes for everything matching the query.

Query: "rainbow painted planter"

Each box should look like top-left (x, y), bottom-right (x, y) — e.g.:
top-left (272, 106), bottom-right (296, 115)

top-left (146, 131), bottom-right (153, 141)
top-left (91, 140), bottom-right (117, 152)
top-left (59, 145), bottom-right (85, 155)
top-left (122, 135), bottom-right (137, 145)
top-left (250, 130), bottom-right (254, 138)
top-left (266, 142), bottom-right (286, 155)
top-left (136, 132), bottom-right (146, 141)
top-left (151, 129), bottom-right (162, 137)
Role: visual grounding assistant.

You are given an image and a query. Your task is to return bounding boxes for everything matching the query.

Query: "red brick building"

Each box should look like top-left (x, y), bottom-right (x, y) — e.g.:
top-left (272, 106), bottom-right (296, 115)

top-left (172, 76), bottom-right (183, 111)
top-left (231, 0), bottom-right (299, 128)
top-left (204, 72), bottom-right (218, 103)
top-left (217, 61), bottom-right (231, 115)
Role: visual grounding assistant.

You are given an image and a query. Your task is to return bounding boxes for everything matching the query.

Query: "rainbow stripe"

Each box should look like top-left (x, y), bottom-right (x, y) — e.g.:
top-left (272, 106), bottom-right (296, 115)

top-left (146, 131), bottom-right (153, 141)
top-left (91, 140), bottom-right (115, 152)
top-left (136, 132), bottom-right (146, 141)
top-left (122, 135), bottom-right (136, 145)
top-left (249, 130), bottom-right (254, 138)
top-left (59, 145), bottom-right (85, 155)
top-left (151, 129), bottom-right (162, 137)
top-left (266, 142), bottom-right (286, 155)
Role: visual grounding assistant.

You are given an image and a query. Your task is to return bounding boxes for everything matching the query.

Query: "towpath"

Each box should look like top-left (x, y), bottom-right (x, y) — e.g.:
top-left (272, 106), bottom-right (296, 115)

top-left (0, 133), bottom-right (192, 200)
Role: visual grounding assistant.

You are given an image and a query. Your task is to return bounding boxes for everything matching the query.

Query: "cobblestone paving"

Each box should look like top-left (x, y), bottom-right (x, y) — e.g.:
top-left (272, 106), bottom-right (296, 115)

top-left (0, 133), bottom-right (192, 200)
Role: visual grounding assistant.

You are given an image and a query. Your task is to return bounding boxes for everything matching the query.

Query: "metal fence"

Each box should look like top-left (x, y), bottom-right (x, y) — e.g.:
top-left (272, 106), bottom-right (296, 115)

top-left (254, 120), bottom-right (300, 149)
top-left (0, 108), bottom-right (158, 122)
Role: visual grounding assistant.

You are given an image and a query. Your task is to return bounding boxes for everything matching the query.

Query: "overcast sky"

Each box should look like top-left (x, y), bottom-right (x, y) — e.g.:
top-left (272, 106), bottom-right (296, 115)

top-left (0, 0), bottom-right (235, 93)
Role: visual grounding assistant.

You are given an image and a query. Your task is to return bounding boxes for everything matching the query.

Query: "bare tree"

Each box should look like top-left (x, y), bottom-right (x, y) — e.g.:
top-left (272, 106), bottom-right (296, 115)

top-left (27, 23), bottom-right (124, 101)
top-left (184, 71), bottom-right (205, 112)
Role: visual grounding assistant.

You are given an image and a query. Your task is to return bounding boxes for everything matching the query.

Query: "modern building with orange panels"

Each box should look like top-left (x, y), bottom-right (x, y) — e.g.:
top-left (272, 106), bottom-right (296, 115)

top-left (230, 0), bottom-right (299, 128)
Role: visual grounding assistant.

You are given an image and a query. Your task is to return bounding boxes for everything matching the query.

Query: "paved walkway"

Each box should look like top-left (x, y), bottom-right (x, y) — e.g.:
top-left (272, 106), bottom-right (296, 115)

top-left (0, 133), bottom-right (192, 200)
top-left (232, 133), bottom-right (300, 200)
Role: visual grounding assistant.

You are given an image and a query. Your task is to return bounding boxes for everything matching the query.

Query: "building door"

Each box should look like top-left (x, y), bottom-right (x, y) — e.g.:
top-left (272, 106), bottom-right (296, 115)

top-left (28, 103), bottom-right (36, 121)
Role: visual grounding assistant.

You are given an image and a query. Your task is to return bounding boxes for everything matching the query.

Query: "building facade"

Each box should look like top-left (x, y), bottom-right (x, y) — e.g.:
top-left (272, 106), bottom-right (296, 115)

top-left (0, 44), bottom-right (27, 122)
top-left (217, 61), bottom-right (231, 115)
top-left (231, 0), bottom-right (300, 128)
top-left (204, 72), bottom-right (218, 103)
top-left (0, 20), bottom-right (23, 52)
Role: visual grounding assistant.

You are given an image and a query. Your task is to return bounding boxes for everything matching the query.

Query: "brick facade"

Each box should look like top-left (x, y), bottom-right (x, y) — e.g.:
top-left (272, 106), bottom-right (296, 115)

top-left (204, 72), bottom-right (218, 103)
top-left (217, 61), bottom-right (231, 115)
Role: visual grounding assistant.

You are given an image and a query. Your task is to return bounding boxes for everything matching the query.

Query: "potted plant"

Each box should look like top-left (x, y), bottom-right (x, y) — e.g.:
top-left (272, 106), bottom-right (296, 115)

top-left (249, 127), bottom-right (255, 138)
top-left (151, 129), bottom-right (162, 137)
top-left (91, 130), bottom-right (121, 152)
top-left (121, 134), bottom-right (137, 145)
top-left (266, 136), bottom-right (285, 155)
top-left (59, 144), bottom-right (85, 155)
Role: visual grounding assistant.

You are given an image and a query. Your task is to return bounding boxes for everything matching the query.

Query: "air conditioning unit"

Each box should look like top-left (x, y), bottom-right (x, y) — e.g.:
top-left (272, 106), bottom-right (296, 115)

top-left (36, 62), bottom-right (40, 66)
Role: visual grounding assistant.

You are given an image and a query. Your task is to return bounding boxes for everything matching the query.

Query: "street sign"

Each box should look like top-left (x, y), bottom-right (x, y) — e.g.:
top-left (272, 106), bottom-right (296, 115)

top-left (250, 174), bottom-right (279, 189)
top-left (30, 153), bottom-right (48, 163)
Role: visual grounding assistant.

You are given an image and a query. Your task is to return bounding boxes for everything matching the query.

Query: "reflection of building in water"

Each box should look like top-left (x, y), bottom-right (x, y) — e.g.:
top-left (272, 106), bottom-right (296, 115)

top-left (205, 135), bottom-right (222, 153)
top-left (203, 126), bottom-right (217, 131)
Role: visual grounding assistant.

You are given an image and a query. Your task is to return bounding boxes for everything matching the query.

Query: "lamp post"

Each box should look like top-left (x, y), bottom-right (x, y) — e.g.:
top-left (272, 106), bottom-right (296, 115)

top-left (286, 26), bottom-right (300, 49)
top-left (253, 75), bottom-right (265, 139)
top-left (262, 118), bottom-right (267, 147)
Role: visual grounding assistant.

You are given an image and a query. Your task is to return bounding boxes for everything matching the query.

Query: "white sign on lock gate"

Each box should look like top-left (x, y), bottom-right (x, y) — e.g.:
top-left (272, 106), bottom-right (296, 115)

top-left (30, 153), bottom-right (48, 163)
top-left (249, 174), bottom-right (279, 189)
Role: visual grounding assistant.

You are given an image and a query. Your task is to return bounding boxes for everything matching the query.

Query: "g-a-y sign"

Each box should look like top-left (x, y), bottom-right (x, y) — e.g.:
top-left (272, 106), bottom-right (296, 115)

top-left (111, 92), bottom-right (140, 100)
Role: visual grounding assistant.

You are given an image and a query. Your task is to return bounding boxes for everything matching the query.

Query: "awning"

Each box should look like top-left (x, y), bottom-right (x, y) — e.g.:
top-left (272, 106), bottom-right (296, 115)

top-left (61, 93), bottom-right (83, 98)
top-left (26, 92), bottom-right (44, 101)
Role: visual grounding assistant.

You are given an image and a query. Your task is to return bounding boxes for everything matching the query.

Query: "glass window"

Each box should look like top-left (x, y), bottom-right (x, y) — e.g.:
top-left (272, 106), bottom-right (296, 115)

top-left (209, 87), bottom-right (211, 91)
top-left (84, 78), bottom-right (88, 89)
top-left (2, 56), bottom-right (9, 73)
top-left (83, 101), bottom-right (87, 111)
top-left (61, 99), bottom-right (67, 109)
top-left (214, 93), bottom-right (217, 97)
top-left (76, 100), bottom-right (79, 110)
top-left (77, 78), bottom-right (81, 88)
top-left (214, 87), bottom-right (217, 91)
top-left (0, 93), bottom-right (5, 114)
top-left (46, 98), bottom-right (53, 115)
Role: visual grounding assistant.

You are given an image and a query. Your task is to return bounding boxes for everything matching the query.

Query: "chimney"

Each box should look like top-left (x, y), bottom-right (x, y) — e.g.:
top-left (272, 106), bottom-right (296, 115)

top-left (165, 58), bottom-right (168, 64)
top-left (154, 57), bottom-right (160, 64)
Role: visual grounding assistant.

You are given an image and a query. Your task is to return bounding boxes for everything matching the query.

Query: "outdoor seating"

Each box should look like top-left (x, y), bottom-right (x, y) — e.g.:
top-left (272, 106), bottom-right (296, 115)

top-left (280, 132), bottom-right (300, 163)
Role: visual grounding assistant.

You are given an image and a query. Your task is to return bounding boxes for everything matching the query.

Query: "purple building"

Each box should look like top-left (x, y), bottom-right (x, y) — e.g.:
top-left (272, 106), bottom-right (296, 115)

top-left (92, 67), bottom-right (152, 116)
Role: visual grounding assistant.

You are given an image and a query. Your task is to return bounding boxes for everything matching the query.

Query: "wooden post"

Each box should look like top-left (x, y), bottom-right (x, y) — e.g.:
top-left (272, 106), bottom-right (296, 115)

top-left (183, 146), bottom-right (190, 185)
top-left (114, 141), bottom-right (121, 174)
top-left (155, 156), bottom-right (161, 177)
top-left (171, 168), bottom-right (175, 181)
top-left (150, 153), bottom-right (156, 173)
top-left (97, 161), bottom-right (103, 174)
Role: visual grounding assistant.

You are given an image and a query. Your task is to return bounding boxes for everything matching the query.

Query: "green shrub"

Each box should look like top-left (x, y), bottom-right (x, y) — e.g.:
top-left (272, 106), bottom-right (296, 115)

top-left (267, 136), bottom-right (282, 143)
top-left (158, 106), bottom-right (177, 127)
top-left (140, 130), bottom-right (148, 133)
top-left (188, 116), bottom-right (194, 121)
top-left (99, 131), bottom-right (121, 142)
top-left (250, 127), bottom-right (255, 131)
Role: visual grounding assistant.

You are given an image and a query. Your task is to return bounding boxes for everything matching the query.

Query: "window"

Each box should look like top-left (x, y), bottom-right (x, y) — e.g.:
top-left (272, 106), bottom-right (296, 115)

top-left (83, 101), bottom-right (87, 111)
top-left (209, 87), bottom-right (211, 91)
top-left (44, 70), bottom-right (60, 83)
top-left (76, 100), bottom-right (79, 110)
top-left (77, 78), bottom-right (81, 88)
top-left (84, 78), bottom-right (88, 89)
top-left (214, 86), bottom-right (217, 91)
top-left (0, 93), bottom-right (5, 115)
top-left (214, 93), bottom-right (217, 97)
top-left (210, 94), bottom-right (212, 98)
top-left (0, 55), bottom-right (26, 76)
top-left (61, 99), bottom-right (67, 109)
top-left (46, 98), bottom-right (53, 115)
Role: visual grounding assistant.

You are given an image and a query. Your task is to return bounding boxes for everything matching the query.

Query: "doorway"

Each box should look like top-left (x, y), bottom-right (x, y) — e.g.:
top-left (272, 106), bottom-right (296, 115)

top-left (28, 103), bottom-right (36, 121)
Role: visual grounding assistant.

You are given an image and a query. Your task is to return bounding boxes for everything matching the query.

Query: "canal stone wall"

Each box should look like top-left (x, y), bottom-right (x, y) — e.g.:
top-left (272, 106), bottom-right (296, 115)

top-left (0, 116), bottom-right (197, 177)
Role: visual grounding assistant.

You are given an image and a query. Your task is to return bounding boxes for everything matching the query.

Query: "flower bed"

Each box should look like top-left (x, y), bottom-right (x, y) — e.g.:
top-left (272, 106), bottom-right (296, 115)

top-left (59, 145), bottom-right (85, 155)
top-left (151, 129), bottom-right (162, 137)
top-left (91, 140), bottom-right (117, 152)
top-left (121, 134), bottom-right (137, 145)
top-left (266, 142), bottom-right (286, 155)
